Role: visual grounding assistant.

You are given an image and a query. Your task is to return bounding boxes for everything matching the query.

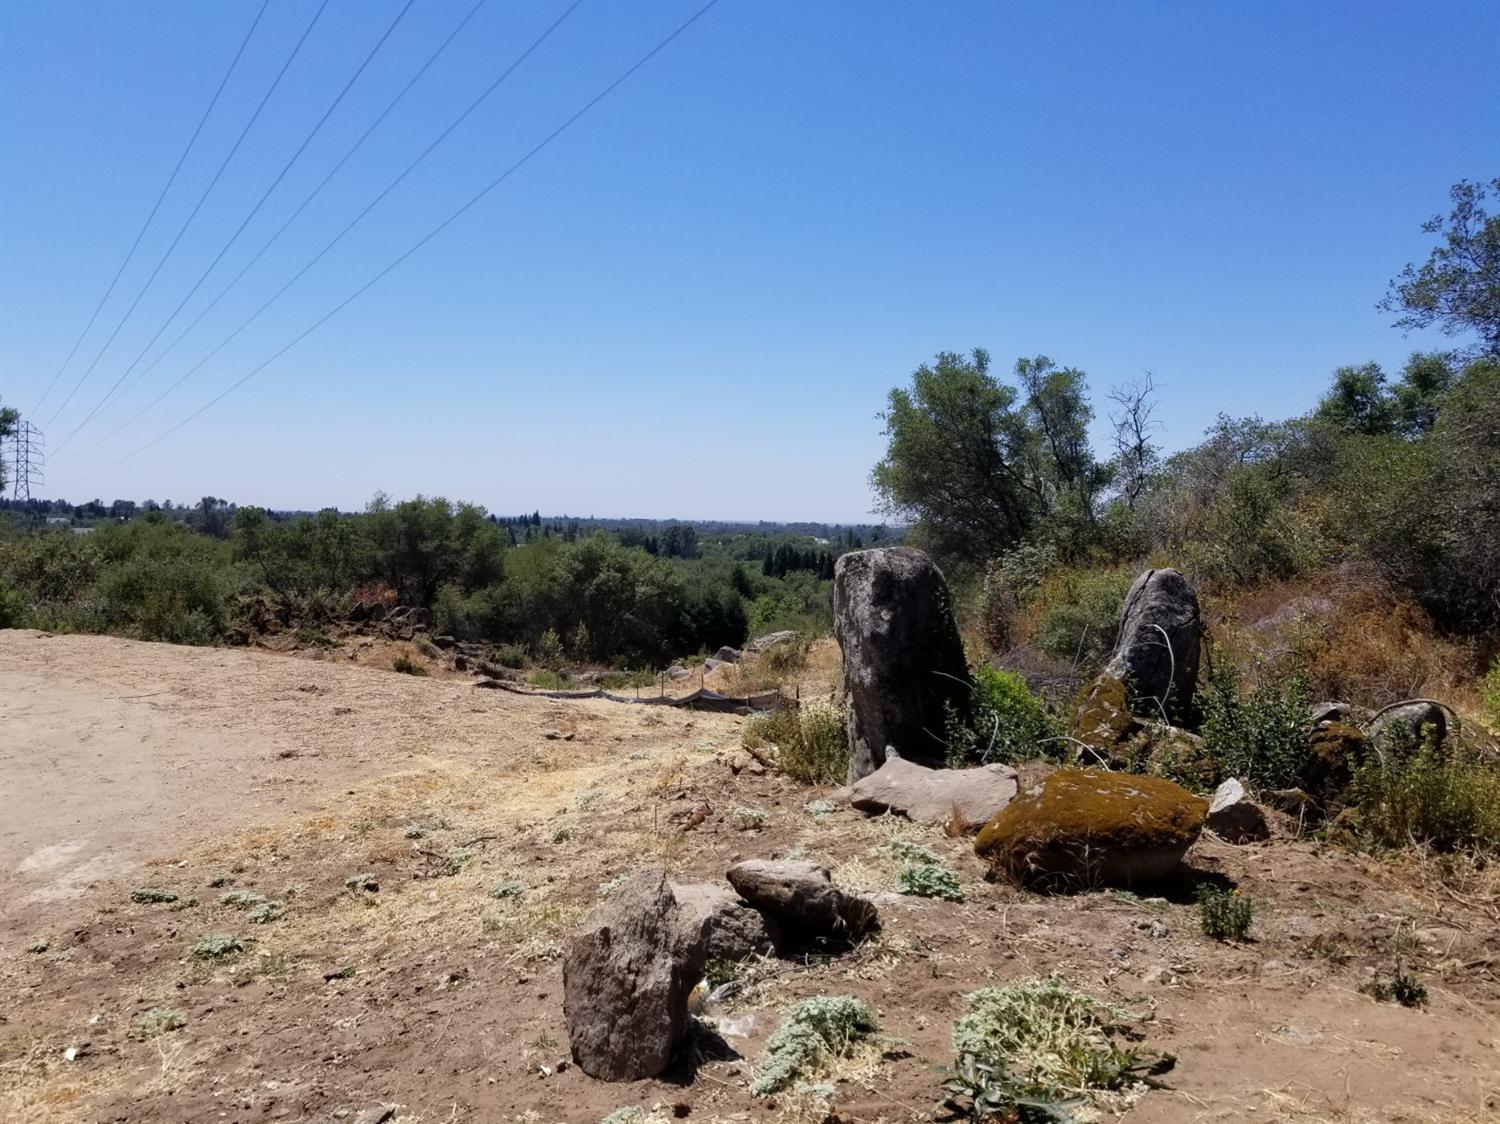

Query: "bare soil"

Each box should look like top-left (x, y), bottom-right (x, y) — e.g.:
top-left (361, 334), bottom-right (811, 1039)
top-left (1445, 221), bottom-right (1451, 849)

top-left (2, 631), bottom-right (1498, 1124)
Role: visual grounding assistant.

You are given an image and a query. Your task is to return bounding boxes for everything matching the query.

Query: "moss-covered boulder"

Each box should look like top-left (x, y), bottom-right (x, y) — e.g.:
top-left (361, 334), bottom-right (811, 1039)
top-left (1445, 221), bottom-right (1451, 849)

top-left (974, 768), bottom-right (1208, 889)
top-left (1143, 727), bottom-right (1217, 789)
top-left (1301, 721), bottom-right (1369, 807)
top-left (1071, 675), bottom-right (1140, 750)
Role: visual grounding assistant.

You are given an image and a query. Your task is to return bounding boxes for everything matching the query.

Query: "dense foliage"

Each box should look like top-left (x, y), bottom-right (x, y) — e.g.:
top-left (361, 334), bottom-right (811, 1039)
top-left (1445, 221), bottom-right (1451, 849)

top-left (0, 499), bottom-right (881, 667)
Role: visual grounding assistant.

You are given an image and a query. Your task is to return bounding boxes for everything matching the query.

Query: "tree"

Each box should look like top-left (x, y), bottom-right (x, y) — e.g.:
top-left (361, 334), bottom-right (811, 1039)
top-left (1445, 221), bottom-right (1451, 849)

top-left (1380, 177), bottom-right (1500, 357)
top-left (1316, 362), bottom-right (1395, 436)
top-left (0, 398), bottom-right (18, 494)
top-left (1390, 351), bottom-right (1456, 438)
top-left (1108, 373), bottom-right (1161, 510)
top-left (871, 349), bottom-right (1106, 568)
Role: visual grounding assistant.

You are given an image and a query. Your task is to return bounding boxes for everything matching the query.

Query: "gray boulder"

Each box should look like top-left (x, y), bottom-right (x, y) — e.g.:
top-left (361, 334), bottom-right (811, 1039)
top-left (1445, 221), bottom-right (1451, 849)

top-left (1205, 777), bottom-right (1271, 843)
top-left (745, 629), bottom-right (799, 654)
top-left (1104, 568), bottom-right (1201, 721)
top-left (670, 882), bottom-right (779, 960)
top-left (844, 754), bottom-right (1017, 831)
top-left (562, 870), bottom-right (709, 1081)
top-left (833, 547), bottom-right (971, 780)
top-left (711, 646), bottom-right (742, 663)
top-left (1368, 702), bottom-right (1447, 754)
top-left (725, 859), bottom-right (878, 949)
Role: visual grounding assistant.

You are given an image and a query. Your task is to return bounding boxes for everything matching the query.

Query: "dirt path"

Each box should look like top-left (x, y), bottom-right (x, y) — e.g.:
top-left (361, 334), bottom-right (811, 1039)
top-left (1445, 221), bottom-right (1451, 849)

top-left (0, 630), bottom-right (718, 935)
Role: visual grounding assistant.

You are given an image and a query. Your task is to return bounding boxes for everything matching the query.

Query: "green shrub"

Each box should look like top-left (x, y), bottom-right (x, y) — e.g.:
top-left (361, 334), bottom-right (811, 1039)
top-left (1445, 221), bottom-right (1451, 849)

top-left (744, 702), bottom-right (848, 785)
top-left (1351, 744), bottom-right (1500, 851)
top-left (1029, 567), bottom-right (1135, 670)
top-left (392, 655), bottom-right (427, 676)
top-left (1482, 659), bottom-right (1500, 734)
top-left (898, 863), bottom-right (963, 901)
top-left (0, 580), bottom-right (24, 628)
top-left (1196, 885), bottom-right (1253, 941)
top-left (951, 977), bottom-right (1169, 1112)
top-left (945, 667), bottom-right (1062, 766)
top-left (493, 642), bottom-right (528, 669)
top-left (130, 888), bottom-right (179, 904)
top-left (1197, 660), bottom-right (1312, 789)
top-left (750, 995), bottom-right (876, 1096)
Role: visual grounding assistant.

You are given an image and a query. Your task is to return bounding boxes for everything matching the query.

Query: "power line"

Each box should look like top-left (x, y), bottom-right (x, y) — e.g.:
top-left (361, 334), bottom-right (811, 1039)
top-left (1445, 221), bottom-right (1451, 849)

top-left (62, 0), bottom-right (722, 485)
top-left (26, 1), bottom-right (270, 420)
top-left (62, 0), bottom-right (488, 460)
top-left (41, 0), bottom-right (330, 433)
top-left (52, 0), bottom-right (417, 456)
top-left (57, 0), bottom-right (582, 464)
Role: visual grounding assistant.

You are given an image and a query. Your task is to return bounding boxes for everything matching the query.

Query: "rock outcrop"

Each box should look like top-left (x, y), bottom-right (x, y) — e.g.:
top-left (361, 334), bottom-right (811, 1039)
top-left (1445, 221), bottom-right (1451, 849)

top-left (975, 768), bottom-right (1207, 888)
top-left (1368, 702), bottom-right (1448, 755)
top-left (833, 547), bottom-right (971, 781)
top-left (844, 755), bottom-right (1017, 831)
top-left (562, 870), bottom-right (708, 1081)
top-left (725, 859), bottom-right (878, 949)
top-left (670, 882), bottom-right (779, 961)
top-left (1104, 568), bottom-right (1202, 721)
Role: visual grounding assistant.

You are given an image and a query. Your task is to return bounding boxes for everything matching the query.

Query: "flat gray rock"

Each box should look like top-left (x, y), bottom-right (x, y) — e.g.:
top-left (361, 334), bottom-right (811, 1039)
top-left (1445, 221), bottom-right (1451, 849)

top-left (844, 755), bottom-right (1017, 831)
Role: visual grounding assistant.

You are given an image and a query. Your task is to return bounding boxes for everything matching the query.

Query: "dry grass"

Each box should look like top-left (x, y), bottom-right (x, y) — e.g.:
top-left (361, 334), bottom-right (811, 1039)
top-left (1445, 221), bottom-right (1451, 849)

top-left (1206, 571), bottom-right (1482, 713)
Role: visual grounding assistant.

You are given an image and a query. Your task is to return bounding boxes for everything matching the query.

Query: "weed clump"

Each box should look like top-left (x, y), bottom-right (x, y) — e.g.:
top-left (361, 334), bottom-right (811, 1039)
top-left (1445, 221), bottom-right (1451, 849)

top-left (392, 655), bottom-right (427, 676)
top-left (1352, 743), bottom-right (1500, 851)
top-left (130, 888), bottom-right (179, 905)
top-left (1363, 964), bottom-right (1428, 1007)
top-left (898, 863), bottom-right (964, 902)
top-left (1196, 885), bottom-right (1253, 941)
top-left (883, 838), bottom-right (942, 866)
top-left (731, 806), bottom-right (769, 831)
top-left (489, 880), bottom-right (524, 900)
top-left (948, 977), bottom-right (1170, 1117)
top-left (130, 1007), bottom-right (187, 1038)
top-left (189, 934), bottom-right (245, 960)
top-left (750, 995), bottom-right (876, 1096)
top-left (703, 958), bottom-right (742, 990)
top-left (743, 702), bottom-right (848, 785)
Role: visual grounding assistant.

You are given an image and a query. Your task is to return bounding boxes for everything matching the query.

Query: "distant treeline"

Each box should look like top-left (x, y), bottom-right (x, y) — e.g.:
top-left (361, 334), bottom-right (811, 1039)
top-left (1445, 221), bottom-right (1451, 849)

top-left (0, 495), bottom-right (888, 666)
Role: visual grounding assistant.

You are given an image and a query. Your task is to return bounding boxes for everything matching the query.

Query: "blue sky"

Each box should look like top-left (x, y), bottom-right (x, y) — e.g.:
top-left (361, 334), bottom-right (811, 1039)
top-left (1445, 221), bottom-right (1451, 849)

top-left (1, 0), bottom-right (1495, 521)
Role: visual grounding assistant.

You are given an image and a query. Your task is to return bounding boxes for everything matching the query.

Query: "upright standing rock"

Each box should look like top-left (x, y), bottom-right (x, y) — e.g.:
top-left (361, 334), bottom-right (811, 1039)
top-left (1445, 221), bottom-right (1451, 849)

top-left (1104, 568), bottom-right (1202, 721)
top-left (834, 547), bottom-right (971, 781)
top-left (562, 870), bottom-right (708, 1081)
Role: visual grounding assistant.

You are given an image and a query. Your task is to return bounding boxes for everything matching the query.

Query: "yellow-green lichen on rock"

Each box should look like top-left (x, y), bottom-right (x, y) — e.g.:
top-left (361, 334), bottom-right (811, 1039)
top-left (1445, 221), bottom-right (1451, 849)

top-left (1071, 674), bottom-right (1140, 751)
top-left (975, 768), bottom-right (1208, 889)
top-left (1300, 721), bottom-right (1369, 807)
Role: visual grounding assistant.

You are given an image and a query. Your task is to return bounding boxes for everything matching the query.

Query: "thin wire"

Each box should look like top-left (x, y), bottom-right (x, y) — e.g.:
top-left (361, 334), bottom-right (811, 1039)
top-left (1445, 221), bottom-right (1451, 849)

top-left (67, 0), bottom-right (488, 455)
top-left (26, 0), bottom-right (270, 419)
top-left (53, 0), bottom-right (416, 455)
top-left (57, 0), bottom-right (583, 463)
top-left (63, 0), bottom-right (722, 484)
top-left (41, 0), bottom-right (330, 432)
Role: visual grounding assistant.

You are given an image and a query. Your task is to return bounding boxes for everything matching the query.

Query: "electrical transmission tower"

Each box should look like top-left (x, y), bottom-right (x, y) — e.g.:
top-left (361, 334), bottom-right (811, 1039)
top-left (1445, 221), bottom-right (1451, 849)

top-left (11, 420), bottom-right (44, 502)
